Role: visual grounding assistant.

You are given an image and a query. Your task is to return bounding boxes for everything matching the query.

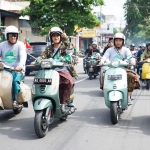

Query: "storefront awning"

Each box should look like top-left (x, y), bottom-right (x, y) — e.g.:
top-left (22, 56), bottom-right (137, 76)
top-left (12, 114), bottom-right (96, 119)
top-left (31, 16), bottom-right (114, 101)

top-left (0, 9), bottom-right (20, 17)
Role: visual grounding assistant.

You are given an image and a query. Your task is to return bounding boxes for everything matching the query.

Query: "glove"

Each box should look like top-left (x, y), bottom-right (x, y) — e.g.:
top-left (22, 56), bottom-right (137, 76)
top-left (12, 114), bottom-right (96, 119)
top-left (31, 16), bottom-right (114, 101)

top-left (35, 61), bottom-right (41, 67)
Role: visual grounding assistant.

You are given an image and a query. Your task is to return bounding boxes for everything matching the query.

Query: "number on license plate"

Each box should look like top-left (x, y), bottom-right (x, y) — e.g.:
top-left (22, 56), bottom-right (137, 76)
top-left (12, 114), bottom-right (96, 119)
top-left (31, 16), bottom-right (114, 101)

top-left (108, 75), bottom-right (122, 80)
top-left (34, 78), bottom-right (52, 85)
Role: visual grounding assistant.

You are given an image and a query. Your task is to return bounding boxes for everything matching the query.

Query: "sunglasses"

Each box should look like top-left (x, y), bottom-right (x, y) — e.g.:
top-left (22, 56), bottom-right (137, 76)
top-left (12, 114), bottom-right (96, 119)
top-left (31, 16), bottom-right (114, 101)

top-left (8, 33), bottom-right (18, 38)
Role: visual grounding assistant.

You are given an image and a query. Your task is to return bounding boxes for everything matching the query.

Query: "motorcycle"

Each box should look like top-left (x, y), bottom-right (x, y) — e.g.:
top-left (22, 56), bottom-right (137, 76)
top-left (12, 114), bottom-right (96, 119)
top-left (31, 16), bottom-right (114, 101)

top-left (86, 52), bottom-right (100, 80)
top-left (138, 59), bottom-right (150, 89)
top-left (83, 57), bottom-right (88, 74)
top-left (0, 63), bottom-right (31, 114)
top-left (32, 58), bottom-right (76, 138)
top-left (103, 57), bottom-right (132, 124)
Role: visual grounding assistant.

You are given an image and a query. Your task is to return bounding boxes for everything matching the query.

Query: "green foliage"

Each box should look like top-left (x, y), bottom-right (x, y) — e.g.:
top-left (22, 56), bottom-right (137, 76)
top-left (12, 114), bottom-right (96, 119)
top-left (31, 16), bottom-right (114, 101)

top-left (20, 0), bottom-right (104, 36)
top-left (123, 0), bottom-right (150, 43)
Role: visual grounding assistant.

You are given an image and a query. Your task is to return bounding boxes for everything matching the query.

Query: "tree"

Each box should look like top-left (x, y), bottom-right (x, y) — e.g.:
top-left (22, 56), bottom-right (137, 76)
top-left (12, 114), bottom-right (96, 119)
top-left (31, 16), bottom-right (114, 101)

top-left (123, 0), bottom-right (150, 43)
top-left (21, 0), bottom-right (104, 36)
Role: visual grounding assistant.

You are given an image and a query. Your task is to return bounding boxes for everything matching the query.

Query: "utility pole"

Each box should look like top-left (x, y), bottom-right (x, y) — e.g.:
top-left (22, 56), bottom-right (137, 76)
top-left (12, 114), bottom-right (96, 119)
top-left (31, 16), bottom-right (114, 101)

top-left (120, 17), bottom-right (122, 32)
top-left (100, 5), bottom-right (103, 47)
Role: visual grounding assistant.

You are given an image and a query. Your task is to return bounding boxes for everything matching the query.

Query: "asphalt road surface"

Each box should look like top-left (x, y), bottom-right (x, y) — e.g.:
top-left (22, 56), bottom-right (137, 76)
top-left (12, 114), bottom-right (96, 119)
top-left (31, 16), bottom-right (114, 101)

top-left (0, 58), bottom-right (150, 150)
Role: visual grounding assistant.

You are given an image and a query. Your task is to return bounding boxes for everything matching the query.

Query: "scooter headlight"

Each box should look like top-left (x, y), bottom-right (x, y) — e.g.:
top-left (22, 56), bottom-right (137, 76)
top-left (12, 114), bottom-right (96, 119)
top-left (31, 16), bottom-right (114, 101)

top-left (32, 84), bottom-right (35, 94)
top-left (111, 59), bottom-right (120, 67)
top-left (41, 61), bottom-right (52, 68)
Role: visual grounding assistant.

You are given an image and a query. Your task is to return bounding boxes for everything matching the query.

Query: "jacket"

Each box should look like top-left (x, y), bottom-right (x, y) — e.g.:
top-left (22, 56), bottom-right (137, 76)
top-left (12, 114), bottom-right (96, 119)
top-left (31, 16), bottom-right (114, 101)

top-left (36, 38), bottom-right (78, 79)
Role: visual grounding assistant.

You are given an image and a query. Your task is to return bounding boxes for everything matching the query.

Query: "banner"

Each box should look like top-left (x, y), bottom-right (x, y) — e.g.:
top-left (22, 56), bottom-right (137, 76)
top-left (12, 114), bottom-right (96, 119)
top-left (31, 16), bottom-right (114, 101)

top-left (82, 30), bottom-right (96, 38)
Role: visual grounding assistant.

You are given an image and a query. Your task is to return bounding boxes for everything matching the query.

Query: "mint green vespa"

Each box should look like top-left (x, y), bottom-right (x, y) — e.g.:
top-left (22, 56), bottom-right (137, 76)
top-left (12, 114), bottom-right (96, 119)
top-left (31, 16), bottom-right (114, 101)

top-left (103, 58), bottom-right (131, 124)
top-left (31, 58), bottom-right (76, 138)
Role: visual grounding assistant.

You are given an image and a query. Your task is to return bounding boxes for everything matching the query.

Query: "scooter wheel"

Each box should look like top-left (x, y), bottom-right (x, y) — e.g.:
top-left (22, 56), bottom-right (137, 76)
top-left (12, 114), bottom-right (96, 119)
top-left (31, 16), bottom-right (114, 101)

top-left (146, 80), bottom-right (149, 90)
top-left (89, 72), bottom-right (92, 80)
top-left (60, 115), bottom-right (68, 121)
top-left (110, 102), bottom-right (119, 124)
top-left (34, 110), bottom-right (48, 138)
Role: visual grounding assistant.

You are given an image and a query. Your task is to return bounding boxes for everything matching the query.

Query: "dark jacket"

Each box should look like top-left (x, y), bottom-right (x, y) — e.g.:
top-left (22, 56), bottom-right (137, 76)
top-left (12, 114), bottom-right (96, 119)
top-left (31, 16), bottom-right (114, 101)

top-left (88, 49), bottom-right (100, 57)
top-left (136, 49), bottom-right (143, 62)
top-left (102, 46), bottom-right (109, 56)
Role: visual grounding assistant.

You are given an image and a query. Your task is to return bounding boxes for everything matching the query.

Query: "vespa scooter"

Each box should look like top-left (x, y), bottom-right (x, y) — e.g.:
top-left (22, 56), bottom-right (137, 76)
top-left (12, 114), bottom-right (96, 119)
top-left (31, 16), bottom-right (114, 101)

top-left (103, 58), bottom-right (131, 124)
top-left (86, 52), bottom-right (100, 80)
top-left (0, 63), bottom-right (31, 114)
top-left (32, 58), bottom-right (76, 138)
top-left (138, 59), bottom-right (150, 89)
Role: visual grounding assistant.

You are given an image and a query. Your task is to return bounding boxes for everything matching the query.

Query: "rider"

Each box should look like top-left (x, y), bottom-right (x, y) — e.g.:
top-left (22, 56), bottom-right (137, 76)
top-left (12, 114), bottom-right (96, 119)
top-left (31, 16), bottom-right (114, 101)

top-left (34, 27), bottom-right (78, 113)
top-left (130, 43), bottom-right (135, 51)
top-left (99, 33), bottom-right (140, 105)
top-left (87, 42), bottom-right (100, 57)
top-left (136, 45), bottom-right (144, 74)
top-left (141, 42), bottom-right (150, 61)
top-left (0, 25), bottom-right (27, 108)
top-left (102, 38), bottom-right (114, 56)
top-left (84, 44), bottom-right (92, 56)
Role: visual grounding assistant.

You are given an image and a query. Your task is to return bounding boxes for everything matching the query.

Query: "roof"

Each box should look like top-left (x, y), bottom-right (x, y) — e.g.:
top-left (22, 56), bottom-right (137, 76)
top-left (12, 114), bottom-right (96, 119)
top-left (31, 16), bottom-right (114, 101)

top-left (0, 9), bottom-right (21, 17)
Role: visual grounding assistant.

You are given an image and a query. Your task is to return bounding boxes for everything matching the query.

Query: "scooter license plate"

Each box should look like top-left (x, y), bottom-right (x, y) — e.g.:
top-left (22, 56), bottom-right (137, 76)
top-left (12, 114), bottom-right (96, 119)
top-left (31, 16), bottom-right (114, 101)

top-left (108, 75), bottom-right (122, 80)
top-left (34, 78), bottom-right (52, 85)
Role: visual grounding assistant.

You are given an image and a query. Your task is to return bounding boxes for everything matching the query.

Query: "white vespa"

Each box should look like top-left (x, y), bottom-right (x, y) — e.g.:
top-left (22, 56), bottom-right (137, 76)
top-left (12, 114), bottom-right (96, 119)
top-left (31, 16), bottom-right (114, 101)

top-left (0, 62), bottom-right (31, 114)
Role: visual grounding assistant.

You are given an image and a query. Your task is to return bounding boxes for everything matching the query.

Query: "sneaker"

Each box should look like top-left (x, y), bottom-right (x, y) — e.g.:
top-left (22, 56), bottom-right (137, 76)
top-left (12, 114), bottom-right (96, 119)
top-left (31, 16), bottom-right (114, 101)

top-left (61, 104), bottom-right (66, 113)
top-left (100, 84), bottom-right (103, 90)
top-left (13, 101), bottom-right (19, 108)
top-left (128, 98), bottom-right (133, 105)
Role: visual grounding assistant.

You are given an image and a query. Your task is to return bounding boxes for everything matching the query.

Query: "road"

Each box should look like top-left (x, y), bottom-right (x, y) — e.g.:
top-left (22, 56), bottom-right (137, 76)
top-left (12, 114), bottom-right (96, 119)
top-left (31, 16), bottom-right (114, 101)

top-left (0, 58), bottom-right (150, 150)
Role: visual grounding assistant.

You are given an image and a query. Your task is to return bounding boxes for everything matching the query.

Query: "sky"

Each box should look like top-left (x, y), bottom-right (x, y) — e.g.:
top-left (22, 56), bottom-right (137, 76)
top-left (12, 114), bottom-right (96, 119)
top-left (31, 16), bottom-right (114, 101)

top-left (93, 0), bottom-right (127, 28)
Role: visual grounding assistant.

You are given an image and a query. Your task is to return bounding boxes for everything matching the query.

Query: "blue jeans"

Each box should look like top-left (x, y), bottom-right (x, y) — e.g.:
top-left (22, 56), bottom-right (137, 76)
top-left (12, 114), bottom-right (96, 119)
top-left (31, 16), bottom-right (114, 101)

top-left (4, 69), bottom-right (23, 101)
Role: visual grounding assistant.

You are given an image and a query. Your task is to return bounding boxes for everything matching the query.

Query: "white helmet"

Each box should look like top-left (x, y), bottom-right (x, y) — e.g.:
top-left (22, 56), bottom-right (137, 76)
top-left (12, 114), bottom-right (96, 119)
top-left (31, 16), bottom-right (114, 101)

top-left (5, 25), bottom-right (19, 40)
top-left (113, 33), bottom-right (125, 46)
top-left (49, 27), bottom-right (62, 43)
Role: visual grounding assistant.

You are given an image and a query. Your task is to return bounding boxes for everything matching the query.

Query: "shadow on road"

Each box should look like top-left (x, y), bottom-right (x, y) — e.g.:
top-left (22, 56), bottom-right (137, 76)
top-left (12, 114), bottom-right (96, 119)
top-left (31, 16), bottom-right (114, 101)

top-left (0, 110), bottom-right (66, 140)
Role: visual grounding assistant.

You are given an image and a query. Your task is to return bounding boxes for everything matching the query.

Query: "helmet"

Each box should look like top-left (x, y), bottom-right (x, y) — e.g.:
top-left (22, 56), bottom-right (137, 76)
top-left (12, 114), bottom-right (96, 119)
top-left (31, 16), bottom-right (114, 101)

top-left (92, 42), bottom-right (97, 49)
top-left (146, 42), bottom-right (150, 49)
top-left (49, 27), bottom-right (62, 43)
top-left (5, 25), bottom-right (19, 40)
top-left (142, 43), bottom-right (146, 47)
top-left (113, 33), bottom-right (125, 46)
top-left (130, 43), bottom-right (135, 47)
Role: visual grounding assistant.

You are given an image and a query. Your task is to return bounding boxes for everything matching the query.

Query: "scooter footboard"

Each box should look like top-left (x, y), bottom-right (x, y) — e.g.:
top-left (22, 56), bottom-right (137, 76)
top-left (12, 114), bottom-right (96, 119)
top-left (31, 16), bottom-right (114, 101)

top-left (34, 98), bottom-right (53, 110)
top-left (109, 91), bottom-right (122, 101)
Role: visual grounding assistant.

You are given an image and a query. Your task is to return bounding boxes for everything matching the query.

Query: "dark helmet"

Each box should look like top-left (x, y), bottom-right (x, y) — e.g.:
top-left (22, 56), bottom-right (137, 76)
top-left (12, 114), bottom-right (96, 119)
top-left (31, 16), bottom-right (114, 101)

top-left (49, 27), bottom-right (63, 43)
top-left (108, 37), bottom-right (113, 42)
top-left (146, 42), bottom-right (150, 49)
top-left (130, 43), bottom-right (135, 47)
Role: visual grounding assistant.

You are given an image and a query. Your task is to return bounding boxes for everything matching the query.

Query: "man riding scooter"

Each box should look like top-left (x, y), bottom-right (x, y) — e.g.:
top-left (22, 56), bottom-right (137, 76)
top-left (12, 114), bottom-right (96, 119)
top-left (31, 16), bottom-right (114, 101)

top-left (0, 25), bottom-right (27, 108)
top-left (99, 33), bottom-right (140, 105)
top-left (141, 42), bottom-right (150, 61)
top-left (87, 42), bottom-right (101, 75)
top-left (32, 27), bottom-right (78, 113)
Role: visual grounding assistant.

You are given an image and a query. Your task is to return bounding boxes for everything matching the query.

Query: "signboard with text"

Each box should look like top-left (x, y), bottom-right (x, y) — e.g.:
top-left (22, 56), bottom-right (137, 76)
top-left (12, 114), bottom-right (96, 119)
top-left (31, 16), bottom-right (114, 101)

top-left (82, 30), bottom-right (96, 38)
top-left (96, 23), bottom-right (114, 34)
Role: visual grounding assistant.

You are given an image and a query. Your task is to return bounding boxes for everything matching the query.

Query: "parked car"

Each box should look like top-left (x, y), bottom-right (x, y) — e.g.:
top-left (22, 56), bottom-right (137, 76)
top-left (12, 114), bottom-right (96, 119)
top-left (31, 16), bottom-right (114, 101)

top-left (25, 42), bottom-right (48, 76)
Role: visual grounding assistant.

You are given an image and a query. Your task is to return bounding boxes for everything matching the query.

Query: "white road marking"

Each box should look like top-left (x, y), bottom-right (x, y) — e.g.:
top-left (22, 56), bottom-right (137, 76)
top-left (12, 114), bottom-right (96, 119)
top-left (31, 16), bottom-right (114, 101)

top-left (75, 77), bottom-right (88, 83)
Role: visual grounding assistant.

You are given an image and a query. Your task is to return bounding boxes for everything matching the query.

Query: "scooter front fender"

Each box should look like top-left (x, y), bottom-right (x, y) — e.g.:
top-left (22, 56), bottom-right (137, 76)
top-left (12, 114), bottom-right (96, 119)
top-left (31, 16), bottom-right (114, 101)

top-left (109, 91), bottom-right (122, 101)
top-left (89, 67), bottom-right (94, 72)
top-left (34, 98), bottom-right (53, 110)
